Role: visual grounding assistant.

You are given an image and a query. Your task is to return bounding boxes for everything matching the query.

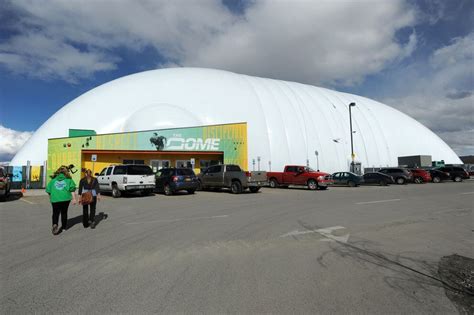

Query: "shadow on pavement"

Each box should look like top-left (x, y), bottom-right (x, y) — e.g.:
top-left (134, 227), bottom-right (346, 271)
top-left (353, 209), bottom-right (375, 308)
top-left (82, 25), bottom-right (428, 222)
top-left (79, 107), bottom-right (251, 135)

top-left (1, 192), bottom-right (23, 202)
top-left (93, 212), bottom-right (109, 227)
top-left (67, 215), bottom-right (83, 229)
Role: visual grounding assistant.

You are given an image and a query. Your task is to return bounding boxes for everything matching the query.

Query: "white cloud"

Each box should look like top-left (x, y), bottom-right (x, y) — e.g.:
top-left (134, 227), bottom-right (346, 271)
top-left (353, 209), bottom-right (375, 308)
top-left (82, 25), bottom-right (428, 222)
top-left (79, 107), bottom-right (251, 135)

top-left (1, 0), bottom-right (416, 85)
top-left (382, 32), bottom-right (474, 156)
top-left (0, 125), bottom-right (33, 162)
top-left (186, 0), bottom-right (417, 86)
top-left (0, 32), bottom-right (118, 83)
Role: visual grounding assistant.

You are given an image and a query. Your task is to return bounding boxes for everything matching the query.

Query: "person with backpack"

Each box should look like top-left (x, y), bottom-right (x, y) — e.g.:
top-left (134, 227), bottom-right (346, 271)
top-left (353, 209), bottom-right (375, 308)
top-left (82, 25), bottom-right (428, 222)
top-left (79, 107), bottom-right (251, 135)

top-left (46, 166), bottom-right (77, 235)
top-left (78, 169), bottom-right (101, 229)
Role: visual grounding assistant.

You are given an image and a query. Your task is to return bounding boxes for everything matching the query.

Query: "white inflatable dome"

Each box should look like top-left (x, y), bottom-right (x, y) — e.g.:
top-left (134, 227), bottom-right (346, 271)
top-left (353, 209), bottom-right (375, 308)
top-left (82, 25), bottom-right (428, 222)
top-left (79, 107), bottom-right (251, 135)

top-left (12, 67), bottom-right (461, 171)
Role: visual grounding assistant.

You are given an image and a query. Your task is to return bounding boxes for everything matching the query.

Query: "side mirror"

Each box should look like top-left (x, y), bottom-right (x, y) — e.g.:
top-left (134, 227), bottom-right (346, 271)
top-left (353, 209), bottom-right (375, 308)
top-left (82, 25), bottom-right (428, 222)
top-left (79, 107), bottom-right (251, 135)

top-left (94, 173), bottom-right (100, 176)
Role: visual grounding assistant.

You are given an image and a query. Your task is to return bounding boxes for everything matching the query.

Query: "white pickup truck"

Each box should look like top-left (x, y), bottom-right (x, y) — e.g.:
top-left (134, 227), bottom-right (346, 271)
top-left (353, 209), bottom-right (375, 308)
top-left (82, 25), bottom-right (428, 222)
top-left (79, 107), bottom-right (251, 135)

top-left (96, 164), bottom-right (155, 198)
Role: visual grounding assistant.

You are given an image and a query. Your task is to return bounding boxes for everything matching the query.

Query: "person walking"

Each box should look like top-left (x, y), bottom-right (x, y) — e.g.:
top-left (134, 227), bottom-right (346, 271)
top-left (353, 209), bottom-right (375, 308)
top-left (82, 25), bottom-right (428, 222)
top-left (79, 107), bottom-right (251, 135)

top-left (78, 169), bottom-right (101, 229)
top-left (46, 166), bottom-right (77, 235)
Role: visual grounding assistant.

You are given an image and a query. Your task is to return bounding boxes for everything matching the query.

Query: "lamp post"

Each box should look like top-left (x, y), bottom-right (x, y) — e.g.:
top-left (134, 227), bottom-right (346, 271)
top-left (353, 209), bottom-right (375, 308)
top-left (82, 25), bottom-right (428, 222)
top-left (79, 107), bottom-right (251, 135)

top-left (349, 102), bottom-right (356, 172)
top-left (314, 150), bottom-right (319, 171)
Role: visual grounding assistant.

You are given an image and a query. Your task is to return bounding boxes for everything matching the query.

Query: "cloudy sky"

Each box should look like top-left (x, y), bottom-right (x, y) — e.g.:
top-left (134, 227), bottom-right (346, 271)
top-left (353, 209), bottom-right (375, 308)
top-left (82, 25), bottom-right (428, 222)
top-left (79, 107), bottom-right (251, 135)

top-left (0, 0), bottom-right (472, 162)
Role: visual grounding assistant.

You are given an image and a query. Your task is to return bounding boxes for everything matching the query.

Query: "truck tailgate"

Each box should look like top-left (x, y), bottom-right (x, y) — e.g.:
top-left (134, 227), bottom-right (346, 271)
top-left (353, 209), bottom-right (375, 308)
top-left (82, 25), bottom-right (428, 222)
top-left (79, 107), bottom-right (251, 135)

top-left (249, 171), bottom-right (268, 184)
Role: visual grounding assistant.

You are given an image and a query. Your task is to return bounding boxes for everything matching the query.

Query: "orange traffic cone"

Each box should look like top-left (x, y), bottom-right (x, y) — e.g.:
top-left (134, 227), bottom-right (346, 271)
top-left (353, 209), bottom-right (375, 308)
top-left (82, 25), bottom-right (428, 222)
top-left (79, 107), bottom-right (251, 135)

top-left (21, 187), bottom-right (26, 194)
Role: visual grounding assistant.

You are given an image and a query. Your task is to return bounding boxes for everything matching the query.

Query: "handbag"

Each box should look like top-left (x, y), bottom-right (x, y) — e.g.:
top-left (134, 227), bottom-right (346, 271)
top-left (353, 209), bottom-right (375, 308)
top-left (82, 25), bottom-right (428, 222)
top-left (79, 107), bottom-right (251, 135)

top-left (81, 191), bottom-right (93, 205)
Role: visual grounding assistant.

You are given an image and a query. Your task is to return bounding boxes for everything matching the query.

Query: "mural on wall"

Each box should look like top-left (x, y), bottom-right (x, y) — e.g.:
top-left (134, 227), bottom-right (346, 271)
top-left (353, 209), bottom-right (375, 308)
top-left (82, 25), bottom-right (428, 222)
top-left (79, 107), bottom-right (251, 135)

top-left (47, 123), bottom-right (248, 184)
top-left (150, 133), bottom-right (167, 150)
top-left (12, 166), bottom-right (23, 182)
top-left (31, 166), bottom-right (41, 182)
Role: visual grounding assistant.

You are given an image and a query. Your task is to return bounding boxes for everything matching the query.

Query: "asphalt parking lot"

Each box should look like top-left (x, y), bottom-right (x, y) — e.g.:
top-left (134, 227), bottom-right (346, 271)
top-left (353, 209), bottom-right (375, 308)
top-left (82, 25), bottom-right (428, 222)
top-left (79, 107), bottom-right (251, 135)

top-left (1, 181), bottom-right (473, 313)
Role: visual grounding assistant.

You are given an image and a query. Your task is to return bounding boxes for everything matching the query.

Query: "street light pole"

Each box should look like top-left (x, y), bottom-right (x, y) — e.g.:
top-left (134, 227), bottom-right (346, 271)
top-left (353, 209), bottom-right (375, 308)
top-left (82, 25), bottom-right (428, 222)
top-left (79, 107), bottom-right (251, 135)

top-left (349, 102), bottom-right (356, 172)
top-left (315, 150), bottom-right (319, 171)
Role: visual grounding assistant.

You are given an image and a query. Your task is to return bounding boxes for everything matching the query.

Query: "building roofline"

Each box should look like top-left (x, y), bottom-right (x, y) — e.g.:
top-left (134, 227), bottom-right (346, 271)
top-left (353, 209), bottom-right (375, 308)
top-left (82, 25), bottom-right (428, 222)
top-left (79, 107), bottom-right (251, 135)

top-left (48, 121), bottom-right (247, 140)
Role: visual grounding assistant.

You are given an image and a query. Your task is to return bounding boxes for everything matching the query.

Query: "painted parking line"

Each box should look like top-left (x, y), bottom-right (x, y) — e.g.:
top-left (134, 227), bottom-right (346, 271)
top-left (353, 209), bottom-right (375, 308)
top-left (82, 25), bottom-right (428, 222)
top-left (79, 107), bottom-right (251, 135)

top-left (126, 214), bottom-right (229, 225)
top-left (280, 226), bottom-right (350, 243)
top-left (20, 198), bottom-right (35, 205)
top-left (355, 198), bottom-right (401, 205)
top-left (459, 192), bottom-right (474, 195)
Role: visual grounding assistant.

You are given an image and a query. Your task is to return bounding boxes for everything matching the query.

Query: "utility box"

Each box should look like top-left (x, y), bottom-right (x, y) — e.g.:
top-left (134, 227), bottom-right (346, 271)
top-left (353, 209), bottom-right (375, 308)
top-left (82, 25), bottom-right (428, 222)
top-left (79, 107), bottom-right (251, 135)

top-left (351, 162), bottom-right (362, 175)
top-left (398, 155), bottom-right (432, 168)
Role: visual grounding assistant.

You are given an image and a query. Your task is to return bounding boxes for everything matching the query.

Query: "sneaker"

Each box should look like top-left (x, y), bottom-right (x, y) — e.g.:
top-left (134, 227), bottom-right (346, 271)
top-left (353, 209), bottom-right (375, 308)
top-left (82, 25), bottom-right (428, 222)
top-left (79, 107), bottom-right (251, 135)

top-left (61, 226), bottom-right (67, 232)
top-left (52, 224), bottom-right (59, 235)
top-left (88, 220), bottom-right (92, 226)
top-left (90, 221), bottom-right (96, 229)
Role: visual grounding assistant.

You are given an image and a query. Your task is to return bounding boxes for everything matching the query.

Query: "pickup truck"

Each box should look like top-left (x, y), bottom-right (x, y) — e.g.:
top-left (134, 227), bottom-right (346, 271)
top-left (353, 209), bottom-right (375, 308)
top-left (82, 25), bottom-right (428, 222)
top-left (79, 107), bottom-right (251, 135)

top-left (198, 164), bottom-right (267, 194)
top-left (96, 164), bottom-right (155, 198)
top-left (267, 165), bottom-right (333, 190)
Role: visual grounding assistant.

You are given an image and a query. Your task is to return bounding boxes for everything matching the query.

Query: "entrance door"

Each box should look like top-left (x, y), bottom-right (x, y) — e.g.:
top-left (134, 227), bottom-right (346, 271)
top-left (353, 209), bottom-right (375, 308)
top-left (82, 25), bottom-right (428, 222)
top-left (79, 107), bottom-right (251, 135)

top-left (150, 160), bottom-right (170, 172)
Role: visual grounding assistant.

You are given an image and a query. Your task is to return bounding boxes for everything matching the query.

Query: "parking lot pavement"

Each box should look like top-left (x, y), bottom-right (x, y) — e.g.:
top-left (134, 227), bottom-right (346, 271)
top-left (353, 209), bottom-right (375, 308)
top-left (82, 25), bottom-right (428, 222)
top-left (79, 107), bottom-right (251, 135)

top-left (1, 181), bottom-right (473, 313)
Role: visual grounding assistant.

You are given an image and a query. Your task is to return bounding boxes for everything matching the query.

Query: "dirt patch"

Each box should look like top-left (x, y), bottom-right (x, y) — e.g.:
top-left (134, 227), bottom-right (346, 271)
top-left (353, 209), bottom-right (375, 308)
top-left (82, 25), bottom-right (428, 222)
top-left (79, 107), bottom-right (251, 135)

top-left (438, 254), bottom-right (474, 314)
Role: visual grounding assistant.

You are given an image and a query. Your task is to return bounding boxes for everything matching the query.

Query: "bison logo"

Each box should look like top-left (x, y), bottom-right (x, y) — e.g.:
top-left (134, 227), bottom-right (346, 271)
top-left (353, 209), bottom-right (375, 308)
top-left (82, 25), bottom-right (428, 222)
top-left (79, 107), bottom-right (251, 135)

top-left (150, 133), bottom-right (167, 151)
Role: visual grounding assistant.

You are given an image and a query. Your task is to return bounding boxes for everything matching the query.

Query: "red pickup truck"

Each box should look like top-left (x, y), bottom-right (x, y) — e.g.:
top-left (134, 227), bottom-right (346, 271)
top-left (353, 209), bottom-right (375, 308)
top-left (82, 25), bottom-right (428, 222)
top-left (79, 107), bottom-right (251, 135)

top-left (267, 165), bottom-right (334, 190)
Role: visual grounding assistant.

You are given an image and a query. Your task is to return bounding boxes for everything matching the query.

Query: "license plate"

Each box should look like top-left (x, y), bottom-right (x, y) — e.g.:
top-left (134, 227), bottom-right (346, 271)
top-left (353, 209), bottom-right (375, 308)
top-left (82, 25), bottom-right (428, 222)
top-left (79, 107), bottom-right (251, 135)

top-left (185, 178), bottom-right (191, 182)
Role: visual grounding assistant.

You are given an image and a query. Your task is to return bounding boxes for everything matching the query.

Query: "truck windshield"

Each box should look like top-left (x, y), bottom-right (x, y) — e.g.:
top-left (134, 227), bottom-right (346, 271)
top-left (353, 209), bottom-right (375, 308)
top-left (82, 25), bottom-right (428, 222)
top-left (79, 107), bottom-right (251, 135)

top-left (127, 165), bottom-right (153, 175)
top-left (305, 167), bottom-right (316, 172)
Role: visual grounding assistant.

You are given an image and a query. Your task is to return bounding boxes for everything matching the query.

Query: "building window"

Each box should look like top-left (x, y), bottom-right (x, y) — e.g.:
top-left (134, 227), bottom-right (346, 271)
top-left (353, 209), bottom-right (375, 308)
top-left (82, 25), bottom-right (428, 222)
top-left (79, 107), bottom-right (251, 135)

top-left (123, 159), bottom-right (145, 165)
top-left (200, 160), bottom-right (221, 170)
top-left (176, 160), bottom-right (192, 168)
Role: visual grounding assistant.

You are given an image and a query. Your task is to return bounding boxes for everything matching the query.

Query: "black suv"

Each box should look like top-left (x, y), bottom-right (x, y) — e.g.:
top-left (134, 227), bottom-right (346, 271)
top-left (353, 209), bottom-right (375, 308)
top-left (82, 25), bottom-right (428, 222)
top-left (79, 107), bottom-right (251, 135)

top-left (378, 168), bottom-right (413, 185)
top-left (155, 168), bottom-right (199, 195)
top-left (436, 166), bottom-right (470, 182)
top-left (361, 172), bottom-right (394, 186)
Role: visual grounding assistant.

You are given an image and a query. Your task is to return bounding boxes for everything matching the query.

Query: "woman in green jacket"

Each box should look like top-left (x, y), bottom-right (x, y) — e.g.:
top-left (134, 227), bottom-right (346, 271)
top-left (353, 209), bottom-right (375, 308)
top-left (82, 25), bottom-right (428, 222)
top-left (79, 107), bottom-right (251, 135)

top-left (46, 166), bottom-right (77, 235)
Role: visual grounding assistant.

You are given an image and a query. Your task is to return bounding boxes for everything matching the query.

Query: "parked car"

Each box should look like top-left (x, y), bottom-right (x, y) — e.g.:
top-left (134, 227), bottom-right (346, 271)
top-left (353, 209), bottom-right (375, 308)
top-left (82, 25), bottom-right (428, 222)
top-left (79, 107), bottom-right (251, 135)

top-left (428, 169), bottom-right (451, 183)
top-left (331, 172), bottom-right (362, 187)
top-left (467, 165), bottom-right (474, 177)
top-left (96, 164), bottom-right (155, 198)
top-left (436, 166), bottom-right (470, 182)
top-left (267, 165), bottom-right (333, 190)
top-left (378, 168), bottom-right (413, 185)
top-left (0, 167), bottom-right (12, 201)
top-left (155, 168), bottom-right (199, 196)
top-left (198, 164), bottom-right (267, 194)
top-left (360, 172), bottom-right (394, 186)
top-left (409, 169), bottom-right (432, 184)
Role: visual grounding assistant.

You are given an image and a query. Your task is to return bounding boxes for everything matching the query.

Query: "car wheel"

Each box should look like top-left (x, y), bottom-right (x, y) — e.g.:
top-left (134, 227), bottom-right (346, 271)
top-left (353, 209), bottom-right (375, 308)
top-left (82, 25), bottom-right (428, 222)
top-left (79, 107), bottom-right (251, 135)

top-left (187, 189), bottom-right (196, 194)
top-left (453, 176), bottom-right (462, 182)
top-left (414, 177), bottom-right (423, 184)
top-left (348, 180), bottom-right (356, 187)
top-left (432, 176), bottom-right (441, 183)
top-left (396, 177), bottom-right (405, 185)
top-left (164, 184), bottom-right (173, 196)
top-left (231, 181), bottom-right (242, 194)
top-left (249, 187), bottom-right (260, 193)
top-left (112, 185), bottom-right (121, 198)
top-left (269, 178), bottom-right (278, 188)
top-left (307, 179), bottom-right (317, 190)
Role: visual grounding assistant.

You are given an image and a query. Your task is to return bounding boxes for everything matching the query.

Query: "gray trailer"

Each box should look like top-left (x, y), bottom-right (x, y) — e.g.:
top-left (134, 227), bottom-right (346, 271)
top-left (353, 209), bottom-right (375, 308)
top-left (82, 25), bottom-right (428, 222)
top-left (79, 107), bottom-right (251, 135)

top-left (398, 155), bottom-right (432, 168)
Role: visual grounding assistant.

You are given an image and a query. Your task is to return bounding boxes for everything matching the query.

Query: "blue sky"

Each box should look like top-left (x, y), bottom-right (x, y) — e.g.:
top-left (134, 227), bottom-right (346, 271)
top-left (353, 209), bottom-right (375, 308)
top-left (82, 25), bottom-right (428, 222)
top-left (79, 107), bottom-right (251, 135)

top-left (0, 0), bottom-right (473, 161)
